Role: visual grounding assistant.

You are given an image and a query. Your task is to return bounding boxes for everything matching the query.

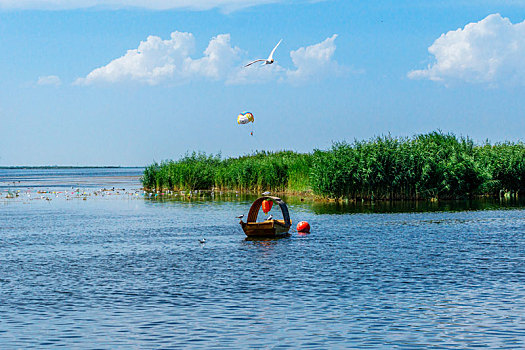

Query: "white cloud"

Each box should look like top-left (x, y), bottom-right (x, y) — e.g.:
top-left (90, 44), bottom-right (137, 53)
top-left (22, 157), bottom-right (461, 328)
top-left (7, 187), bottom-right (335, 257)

top-left (76, 32), bottom-right (344, 86)
top-left (75, 31), bottom-right (197, 85)
top-left (37, 75), bottom-right (61, 86)
top-left (187, 34), bottom-right (242, 80)
top-left (227, 34), bottom-right (344, 85)
top-left (408, 13), bottom-right (525, 85)
top-left (286, 34), bottom-right (342, 83)
top-left (0, 0), bottom-right (293, 11)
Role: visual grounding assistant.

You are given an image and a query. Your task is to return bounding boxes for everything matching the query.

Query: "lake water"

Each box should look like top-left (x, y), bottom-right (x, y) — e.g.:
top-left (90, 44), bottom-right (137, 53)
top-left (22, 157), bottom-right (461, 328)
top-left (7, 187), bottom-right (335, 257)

top-left (1, 168), bottom-right (524, 348)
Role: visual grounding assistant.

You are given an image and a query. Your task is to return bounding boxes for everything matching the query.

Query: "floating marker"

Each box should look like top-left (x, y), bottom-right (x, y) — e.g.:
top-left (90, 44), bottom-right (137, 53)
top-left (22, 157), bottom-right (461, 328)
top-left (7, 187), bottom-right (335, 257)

top-left (296, 221), bottom-right (310, 233)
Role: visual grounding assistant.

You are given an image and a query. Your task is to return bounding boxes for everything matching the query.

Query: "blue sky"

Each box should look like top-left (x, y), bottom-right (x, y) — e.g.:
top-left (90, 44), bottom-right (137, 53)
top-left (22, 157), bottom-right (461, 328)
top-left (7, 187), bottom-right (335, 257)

top-left (1, 0), bottom-right (525, 166)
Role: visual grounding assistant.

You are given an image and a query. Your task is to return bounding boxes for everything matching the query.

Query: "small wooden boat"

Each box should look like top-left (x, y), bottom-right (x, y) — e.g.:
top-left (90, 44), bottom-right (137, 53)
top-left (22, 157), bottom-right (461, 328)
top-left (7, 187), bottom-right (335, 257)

top-left (240, 196), bottom-right (291, 238)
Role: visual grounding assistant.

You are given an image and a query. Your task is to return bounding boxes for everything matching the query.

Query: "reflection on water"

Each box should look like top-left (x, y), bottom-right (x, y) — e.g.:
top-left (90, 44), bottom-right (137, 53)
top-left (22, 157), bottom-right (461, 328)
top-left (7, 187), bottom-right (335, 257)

top-left (143, 191), bottom-right (525, 215)
top-left (1, 168), bottom-right (524, 348)
top-left (244, 235), bottom-right (291, 242)
top-left (306, 197), bottom-right (525, 214)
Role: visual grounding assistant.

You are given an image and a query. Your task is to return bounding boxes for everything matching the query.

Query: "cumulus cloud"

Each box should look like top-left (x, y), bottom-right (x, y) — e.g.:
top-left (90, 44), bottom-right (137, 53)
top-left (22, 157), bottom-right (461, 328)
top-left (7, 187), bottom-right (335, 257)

top-left (0, 0), bottom-right (291, 11)
top-left (286, 34), bottom-right (342, 83)
top-left (75, 32), bottom-right (343, 86)
top-left (37, 75), bottom-right (61, 86)
top-left (76, 31), bottom-right (198, 85)
top-left (187, 34), bottom-right (242, 80)
top-left (408, 13), bottom-right (525, 85)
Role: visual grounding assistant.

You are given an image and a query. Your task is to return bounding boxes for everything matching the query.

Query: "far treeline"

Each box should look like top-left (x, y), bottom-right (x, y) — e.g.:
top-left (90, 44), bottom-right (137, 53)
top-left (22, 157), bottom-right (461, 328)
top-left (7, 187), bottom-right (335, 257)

top-left (142, 132), bottom-right (525, 200)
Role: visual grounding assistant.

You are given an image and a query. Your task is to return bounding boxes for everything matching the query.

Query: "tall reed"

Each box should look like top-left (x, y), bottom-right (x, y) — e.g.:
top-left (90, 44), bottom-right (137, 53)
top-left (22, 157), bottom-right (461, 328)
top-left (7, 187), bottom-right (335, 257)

top-left (310, 132), bottom-right (490, 200)
top-left (142, 132), bottom-right (525, 200)
top-left (143, 151), bottom-right (311, 193)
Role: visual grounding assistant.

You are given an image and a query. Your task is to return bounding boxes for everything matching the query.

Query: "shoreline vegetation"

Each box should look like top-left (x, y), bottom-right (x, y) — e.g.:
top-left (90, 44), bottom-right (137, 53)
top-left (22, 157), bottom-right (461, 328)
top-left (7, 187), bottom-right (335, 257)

top-left (142, 132), bottom-right (525, 201)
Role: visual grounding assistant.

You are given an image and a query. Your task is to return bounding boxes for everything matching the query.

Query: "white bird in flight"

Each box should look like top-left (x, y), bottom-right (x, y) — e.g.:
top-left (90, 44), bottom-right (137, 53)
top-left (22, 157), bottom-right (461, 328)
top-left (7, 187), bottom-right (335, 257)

top-left (244, 39), bottom-right (282, 67)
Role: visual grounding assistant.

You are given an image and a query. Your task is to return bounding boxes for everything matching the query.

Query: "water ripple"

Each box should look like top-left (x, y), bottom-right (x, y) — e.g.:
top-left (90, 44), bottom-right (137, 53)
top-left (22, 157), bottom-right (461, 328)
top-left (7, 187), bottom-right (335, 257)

top-left (1, 172), bottom-right (524, 348)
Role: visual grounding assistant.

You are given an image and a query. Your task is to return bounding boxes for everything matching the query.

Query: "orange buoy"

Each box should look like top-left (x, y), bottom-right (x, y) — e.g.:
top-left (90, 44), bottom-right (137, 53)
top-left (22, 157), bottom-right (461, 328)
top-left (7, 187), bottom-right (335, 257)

top-left (296, 221), bottom-right (310, 233)
top-left (262, 199), bottom-right (273, 214)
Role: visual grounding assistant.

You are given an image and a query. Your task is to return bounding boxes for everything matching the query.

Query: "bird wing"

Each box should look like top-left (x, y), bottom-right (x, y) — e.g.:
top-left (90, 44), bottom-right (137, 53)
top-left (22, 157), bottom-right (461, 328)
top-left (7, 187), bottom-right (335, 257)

top-left (268, 39), bottom-right (282, 60)
top-left (244, 59), bottom-right (265, 67)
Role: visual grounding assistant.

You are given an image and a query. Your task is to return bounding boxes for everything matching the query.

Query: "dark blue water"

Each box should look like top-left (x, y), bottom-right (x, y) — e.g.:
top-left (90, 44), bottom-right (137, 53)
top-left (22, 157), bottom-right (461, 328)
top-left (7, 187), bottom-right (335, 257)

top-left (1, 169), bottom-right (524, 348)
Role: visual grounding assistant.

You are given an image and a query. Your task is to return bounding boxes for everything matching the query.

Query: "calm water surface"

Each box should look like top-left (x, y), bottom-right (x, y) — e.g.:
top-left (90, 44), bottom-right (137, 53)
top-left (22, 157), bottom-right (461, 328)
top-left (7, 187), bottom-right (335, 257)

top-left (1, 169), bottom-right (524, 348)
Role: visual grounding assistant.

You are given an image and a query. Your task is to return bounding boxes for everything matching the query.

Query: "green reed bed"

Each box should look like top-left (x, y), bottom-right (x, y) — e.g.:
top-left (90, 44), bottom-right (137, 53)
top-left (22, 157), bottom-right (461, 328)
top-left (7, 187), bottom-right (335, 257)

top-left (143, 132), bottom-right (525, 200)
top-left (142, 151), bottom-right (311, 194)
top-left (311, 133), bottom-right (484, 200)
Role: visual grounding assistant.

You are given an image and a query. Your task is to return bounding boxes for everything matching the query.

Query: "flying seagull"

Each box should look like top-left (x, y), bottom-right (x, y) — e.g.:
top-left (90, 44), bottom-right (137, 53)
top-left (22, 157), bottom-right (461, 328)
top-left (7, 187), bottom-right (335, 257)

top-left (266, 215), bottom-right (273, 221)
top-left (244, 39), bottom-right (282, 67)
top-left (199, 238), bottom-right (206, 244)
top-left (236, 214), bottom-right (244, 219)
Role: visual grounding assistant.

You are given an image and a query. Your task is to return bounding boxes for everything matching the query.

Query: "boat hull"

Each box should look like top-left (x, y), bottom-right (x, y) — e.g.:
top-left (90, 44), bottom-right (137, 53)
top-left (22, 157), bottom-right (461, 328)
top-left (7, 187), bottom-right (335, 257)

top-left (241, 219), bottom-right (290, 238)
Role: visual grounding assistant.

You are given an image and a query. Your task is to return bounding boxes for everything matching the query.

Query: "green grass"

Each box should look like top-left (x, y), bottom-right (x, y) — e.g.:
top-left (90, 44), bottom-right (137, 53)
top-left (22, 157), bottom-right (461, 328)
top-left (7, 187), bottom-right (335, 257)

top-left (142, 132), bottom-right (525, 200)
top-left (142, 151), bottom-right (311, 194)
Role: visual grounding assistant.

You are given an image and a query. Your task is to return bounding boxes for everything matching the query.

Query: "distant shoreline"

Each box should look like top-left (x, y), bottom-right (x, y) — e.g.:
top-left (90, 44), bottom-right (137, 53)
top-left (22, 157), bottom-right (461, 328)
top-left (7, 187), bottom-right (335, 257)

top-left (0, 166), bottom-right (144, 169)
